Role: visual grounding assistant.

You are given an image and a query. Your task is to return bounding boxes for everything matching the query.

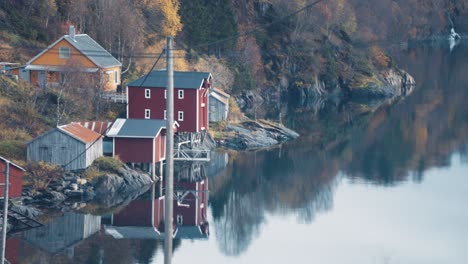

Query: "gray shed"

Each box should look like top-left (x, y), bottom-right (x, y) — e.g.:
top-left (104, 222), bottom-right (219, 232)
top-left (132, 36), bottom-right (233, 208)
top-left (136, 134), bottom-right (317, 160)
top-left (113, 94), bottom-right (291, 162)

top-left (27, 123), bottom-right (103, 170)
top-left (209, 88), bottom-right (230, 122)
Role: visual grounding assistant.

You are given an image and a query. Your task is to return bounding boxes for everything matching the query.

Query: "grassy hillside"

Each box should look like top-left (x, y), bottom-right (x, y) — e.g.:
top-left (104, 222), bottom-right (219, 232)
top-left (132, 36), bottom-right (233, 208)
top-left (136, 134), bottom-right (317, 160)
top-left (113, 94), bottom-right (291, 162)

top-left (0, 76), bottom-right (124, 164)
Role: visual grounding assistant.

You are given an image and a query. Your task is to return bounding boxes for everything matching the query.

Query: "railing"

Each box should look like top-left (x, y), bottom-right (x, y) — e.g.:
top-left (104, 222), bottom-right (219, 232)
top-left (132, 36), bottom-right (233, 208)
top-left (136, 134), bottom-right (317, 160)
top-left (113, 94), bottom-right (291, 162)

top-left (174, 149), bottom-right (210, 161)
top-left (102, 92), bottom-right (127, 103)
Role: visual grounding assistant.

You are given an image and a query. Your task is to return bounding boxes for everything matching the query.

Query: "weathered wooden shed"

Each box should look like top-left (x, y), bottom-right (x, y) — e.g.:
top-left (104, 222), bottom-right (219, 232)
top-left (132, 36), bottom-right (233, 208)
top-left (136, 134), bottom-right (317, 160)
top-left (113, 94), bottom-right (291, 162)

top-left (27, 123), bottom-right (103, 170)
top-left (21, 212), bottom-right (101, 254)
top-left (209, 88), bottom-right (230, 122)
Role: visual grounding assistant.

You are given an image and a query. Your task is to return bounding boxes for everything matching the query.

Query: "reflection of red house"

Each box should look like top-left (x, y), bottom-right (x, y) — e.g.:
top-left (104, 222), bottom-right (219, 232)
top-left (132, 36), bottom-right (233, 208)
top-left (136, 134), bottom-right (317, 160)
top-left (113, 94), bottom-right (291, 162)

top-left (173, 177), bottom-right (209, 238)
top-left (113, 196), bottom-right (165, 230)
top-left (5, 237), bottom-right (20, 264)
top-left (107, 172), bottom-right (209, 239)
top-left (127, 71), bottom-right (212, 133)
top-left (0, 156), bottom-right (25, 199)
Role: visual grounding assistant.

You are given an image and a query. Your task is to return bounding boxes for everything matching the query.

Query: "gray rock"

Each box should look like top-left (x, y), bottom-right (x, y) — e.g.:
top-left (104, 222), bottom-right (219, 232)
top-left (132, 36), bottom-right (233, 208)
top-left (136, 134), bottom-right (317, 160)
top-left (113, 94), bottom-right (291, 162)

top-left (49, 191), bottom-right (66, 202)
top-left (224, 119), bottom-right (299, 150)
top-left (70, 183), bottom-right (78, 191)
top-left (65, 190), bottom-right (84, 199)
top-left (76, 178), bottom-right (87, 185)
top-left (10, 204), bottom-right (42, 218)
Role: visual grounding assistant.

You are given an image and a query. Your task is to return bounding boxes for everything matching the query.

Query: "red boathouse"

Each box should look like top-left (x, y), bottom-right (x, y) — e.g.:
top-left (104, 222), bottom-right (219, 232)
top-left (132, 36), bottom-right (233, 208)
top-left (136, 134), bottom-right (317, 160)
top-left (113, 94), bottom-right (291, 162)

top-left (126, 71), bottom-right (212, 133)
top-left (0, 156), bottom-right (25, 199)
top-left (106, 118), bottom-right (170, 164)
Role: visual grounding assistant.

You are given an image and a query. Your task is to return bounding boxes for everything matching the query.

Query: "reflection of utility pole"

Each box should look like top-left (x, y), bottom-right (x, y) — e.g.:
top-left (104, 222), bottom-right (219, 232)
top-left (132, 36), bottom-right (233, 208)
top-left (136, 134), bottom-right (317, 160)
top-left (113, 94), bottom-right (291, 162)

top-left (1, 161), bottom-right (9, 264)
top-left (164, 36), bottom-right (174, 264)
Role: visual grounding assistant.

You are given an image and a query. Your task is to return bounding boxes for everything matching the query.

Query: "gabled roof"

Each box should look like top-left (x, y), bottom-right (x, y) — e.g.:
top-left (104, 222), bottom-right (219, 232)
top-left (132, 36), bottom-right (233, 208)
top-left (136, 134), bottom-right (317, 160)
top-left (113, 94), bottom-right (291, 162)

top-left (0, 156), bottom-right (25, 172)
top-left (104, 226), bottom-right (165, 239)
top-left (212, 87), bottom-right (230, 98)
top-left (127, 71), bottom-right (212, 89)
top-left (58, 123), bottom-right (102, 144)
top-left (106, 118), bottom-right (167, 138)
top-left (72, 121), bottom-right (113, 135)
top-left (210, 88), bottom-right (230, 105)
top-left (27, 34), bottom-right (121, 68)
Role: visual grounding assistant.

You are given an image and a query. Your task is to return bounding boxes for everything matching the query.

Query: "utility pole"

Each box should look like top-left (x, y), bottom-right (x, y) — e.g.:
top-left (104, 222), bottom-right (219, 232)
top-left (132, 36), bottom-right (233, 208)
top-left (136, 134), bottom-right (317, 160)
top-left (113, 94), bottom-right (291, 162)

top-left (1, 161), bottom-right (9, 264)
top-left (164, 36), bottom-right (174, 264)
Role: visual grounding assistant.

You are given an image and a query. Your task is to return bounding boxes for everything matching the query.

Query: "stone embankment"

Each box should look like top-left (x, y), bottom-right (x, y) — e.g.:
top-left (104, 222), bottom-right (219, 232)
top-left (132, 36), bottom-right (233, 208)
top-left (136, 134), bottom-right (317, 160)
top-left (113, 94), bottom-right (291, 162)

top-left (22, 165), bottom-right (153, 210)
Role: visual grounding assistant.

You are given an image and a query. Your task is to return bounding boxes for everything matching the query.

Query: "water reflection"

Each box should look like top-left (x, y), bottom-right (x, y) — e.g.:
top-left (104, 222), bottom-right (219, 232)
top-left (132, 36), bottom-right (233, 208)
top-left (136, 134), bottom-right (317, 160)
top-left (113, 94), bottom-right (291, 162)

top-left (7, 162), bottom-right (212, 263)
top-left (6, 43), bottom-right (468, 263)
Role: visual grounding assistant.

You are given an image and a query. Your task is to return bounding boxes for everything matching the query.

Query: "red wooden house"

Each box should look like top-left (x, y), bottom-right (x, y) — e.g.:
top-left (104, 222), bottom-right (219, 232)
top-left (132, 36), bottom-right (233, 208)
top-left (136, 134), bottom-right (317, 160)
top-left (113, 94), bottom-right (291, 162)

top-left (106, 118), bottom-right (176, 163)
top-left (0, 156), bottom-right (25, 199)
top-left (126, 71), bottom-right (212, 133)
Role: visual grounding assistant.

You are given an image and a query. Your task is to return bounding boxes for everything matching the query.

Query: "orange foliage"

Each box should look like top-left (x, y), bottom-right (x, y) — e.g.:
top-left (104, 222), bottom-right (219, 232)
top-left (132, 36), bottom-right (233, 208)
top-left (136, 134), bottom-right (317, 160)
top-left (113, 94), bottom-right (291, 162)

top-left (370, 46), bottom-right (390, 69)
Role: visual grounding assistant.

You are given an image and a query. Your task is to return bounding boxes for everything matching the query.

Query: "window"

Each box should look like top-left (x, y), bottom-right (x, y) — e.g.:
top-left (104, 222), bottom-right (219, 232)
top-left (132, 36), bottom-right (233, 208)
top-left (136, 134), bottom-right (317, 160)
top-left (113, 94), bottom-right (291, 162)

top-left (178, 90), bottom-right (184, 99)
top-left (164, 90), bottom-right (167, 99)
top-left (145, 89), bottom-right (151, 99)
top-left (164, 110), bottom-right (167, 120)
top-left (177, 215), bottom-right (183, 225)
top-left (114, 70), bottom-right (118, 83)
top-left (59, 47), bottom-right (70, 59)
top-left (178, 111), bottom-right (184, 121)
top-left (145, 109), bottom-right (151, 119)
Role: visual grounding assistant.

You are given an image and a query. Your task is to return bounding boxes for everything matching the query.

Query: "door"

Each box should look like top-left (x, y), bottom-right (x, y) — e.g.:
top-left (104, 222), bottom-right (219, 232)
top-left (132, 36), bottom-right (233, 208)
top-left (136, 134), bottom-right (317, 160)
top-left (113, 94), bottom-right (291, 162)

top-left (38, 70), bottom-right (47, 88)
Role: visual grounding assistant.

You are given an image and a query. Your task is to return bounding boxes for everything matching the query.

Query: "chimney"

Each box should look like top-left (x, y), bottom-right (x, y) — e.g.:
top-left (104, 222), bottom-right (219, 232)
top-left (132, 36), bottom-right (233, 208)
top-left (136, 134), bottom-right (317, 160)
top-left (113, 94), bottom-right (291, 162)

top-left (69, 26), bottom-right (75, 41)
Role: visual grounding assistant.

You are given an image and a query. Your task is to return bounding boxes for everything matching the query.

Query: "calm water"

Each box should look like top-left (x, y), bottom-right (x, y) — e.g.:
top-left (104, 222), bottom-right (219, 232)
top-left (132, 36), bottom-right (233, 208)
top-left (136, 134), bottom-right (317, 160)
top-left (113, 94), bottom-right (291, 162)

top-left (8, 43), bottom-right (468, 264)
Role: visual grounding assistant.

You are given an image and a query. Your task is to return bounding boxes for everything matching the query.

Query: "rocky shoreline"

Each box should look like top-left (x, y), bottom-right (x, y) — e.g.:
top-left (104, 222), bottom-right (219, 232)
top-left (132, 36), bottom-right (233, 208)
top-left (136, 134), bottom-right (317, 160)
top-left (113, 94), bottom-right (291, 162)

top-left (21, 164), bottom-right (154, 212)
top-left (215, 119), bottom-right (299, 150)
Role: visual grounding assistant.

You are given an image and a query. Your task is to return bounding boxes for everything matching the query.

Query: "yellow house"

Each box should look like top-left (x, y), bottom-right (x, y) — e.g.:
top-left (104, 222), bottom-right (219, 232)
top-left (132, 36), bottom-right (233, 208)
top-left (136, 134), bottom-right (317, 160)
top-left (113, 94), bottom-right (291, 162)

top-left (25, 26), bottom-right (122, 91)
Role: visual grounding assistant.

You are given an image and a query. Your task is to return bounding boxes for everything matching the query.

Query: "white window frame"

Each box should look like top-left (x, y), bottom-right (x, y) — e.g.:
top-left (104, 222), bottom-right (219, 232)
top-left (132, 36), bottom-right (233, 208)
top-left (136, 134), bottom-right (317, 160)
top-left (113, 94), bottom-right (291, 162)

top-left (178, 111), bottom-right (184, 121)
top-left (164, 90), bottom-right (167, 99)
top-left (114, 70), bottom-right (118, 83)
top-left (178, 89), bottom-right (184, 99)
top-left (145, 89), bottom-right (151, 99)
top-left (145, 109), bottom-right (151, 119)
top-left (59, 47), bottom-right (70, 59)
top-left (164, 110), bottom-right (167, 120)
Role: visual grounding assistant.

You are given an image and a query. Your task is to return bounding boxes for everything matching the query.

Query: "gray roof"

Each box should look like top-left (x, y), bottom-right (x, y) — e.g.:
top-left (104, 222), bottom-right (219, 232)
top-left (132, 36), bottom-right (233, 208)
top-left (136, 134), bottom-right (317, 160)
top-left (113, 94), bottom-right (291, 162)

top-left (27, 34), bottom-right (121, 68)
top-left (64, 34), bottom-right (121, 68)
top-left (175, 226), bottom-right (208, 240)
top-left (107, 118), bottom-right (166, 138)
top-left (127, 71), bottom-right (211, 89)
top-left (104, 226), bottom-right (166, 240)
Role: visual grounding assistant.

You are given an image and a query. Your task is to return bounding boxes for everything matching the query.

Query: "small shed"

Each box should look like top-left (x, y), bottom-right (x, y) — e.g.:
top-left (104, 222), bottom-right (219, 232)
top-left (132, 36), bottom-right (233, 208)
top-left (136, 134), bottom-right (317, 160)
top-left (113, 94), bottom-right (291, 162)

top-left (209, 88), bottom-right (230, 122)
top-left (27, 123), bottom-right (103, 170)
top-left (106, 118), bottom-right (170, 164)
top-left (0, 156), bottom-right (25, 199)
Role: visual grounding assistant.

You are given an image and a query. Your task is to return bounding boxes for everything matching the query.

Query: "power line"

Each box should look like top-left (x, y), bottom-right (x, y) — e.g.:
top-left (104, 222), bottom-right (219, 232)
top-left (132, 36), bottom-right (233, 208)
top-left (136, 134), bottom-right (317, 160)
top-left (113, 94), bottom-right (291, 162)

top-left (60, 49), bottom-right (166, 170)
top-left (173, 0), bottom-right (327, 51)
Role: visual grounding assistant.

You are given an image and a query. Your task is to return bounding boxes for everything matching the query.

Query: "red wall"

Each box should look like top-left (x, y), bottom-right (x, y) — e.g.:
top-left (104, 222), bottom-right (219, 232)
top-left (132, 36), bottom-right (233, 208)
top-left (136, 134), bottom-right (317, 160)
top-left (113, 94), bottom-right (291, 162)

top-left (173, 179), bottom-right (208, 226)
top-left (199, 87), bottom-right (209, 131)
top-left (0, 161), bottom-right (23, 198)
top-left (6, 238), bottom-right (20, 264)
top-left (155, 134), bottom-right (166, 161)
top-left (128, 87), bottom-right (166, 120)
top-left (128, 86), bottom-right (201, 132)
top-left (114, 138), bottom-right (154, 163)
top-left (113, 198), bottom-right (164, 229)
